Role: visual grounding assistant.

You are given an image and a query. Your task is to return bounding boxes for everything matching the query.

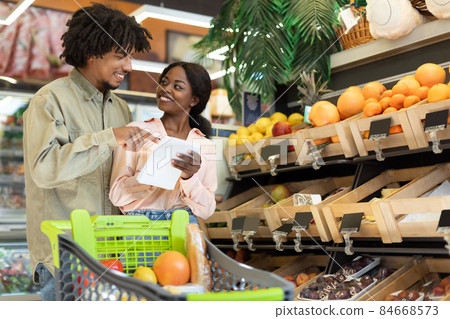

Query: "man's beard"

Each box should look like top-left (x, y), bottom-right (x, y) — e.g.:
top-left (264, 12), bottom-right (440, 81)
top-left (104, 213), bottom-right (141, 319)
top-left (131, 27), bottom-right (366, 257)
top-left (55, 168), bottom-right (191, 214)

top-left (102, 80), bottom-right (120, 91)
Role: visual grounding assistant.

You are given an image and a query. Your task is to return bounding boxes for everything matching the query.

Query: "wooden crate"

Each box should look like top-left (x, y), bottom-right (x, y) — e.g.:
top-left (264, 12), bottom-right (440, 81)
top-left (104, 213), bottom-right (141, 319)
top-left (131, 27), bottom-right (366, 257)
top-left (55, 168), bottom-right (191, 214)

top-left (232, 180), bottom-right (325, 239)
top-left (377, 163), bottom-right (450, 242)
top-left (199, 185), bottom-right (272, 239)
top-left (265, 176), bottom-right (354, 242)
top-left (364, 257), bottom-right (450, 301)
top-left (223, 131), bottom-right (301, 174)
top-left (297, 113), bottom-right (360, 165)
top-left (322, 166), bottom-right (436, 244)
top-left (406, 99), bottom-right (450, 149)
top-left (357, 255), bottom-right (420, 300)
top-left (349, 109), bottom-right (418, 157)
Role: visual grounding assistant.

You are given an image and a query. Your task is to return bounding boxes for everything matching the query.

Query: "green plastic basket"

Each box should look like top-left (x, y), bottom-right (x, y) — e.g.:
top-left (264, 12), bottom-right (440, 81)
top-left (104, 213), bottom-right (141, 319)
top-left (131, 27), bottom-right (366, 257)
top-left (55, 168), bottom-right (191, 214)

top-left (41, 209), bottom-right (294, 301)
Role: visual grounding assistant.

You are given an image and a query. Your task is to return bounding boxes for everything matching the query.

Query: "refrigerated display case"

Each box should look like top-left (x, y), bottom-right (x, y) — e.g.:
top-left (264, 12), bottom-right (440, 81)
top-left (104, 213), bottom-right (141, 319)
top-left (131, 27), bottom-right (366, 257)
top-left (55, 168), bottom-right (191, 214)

top-left (0, 91), bottom-right (40, 300)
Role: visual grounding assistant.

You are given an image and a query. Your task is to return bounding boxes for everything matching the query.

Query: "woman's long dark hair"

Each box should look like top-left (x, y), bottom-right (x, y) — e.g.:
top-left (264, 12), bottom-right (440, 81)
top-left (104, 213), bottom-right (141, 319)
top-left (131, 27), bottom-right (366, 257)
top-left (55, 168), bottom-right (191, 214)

top-left (159, 62), bottom-right (212, 138)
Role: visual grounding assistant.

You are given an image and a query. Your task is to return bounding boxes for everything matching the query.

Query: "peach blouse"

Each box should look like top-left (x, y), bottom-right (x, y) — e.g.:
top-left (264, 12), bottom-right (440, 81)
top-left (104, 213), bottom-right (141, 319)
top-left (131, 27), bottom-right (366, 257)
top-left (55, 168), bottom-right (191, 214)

top-left (109, 118), bottom-right (217, 219)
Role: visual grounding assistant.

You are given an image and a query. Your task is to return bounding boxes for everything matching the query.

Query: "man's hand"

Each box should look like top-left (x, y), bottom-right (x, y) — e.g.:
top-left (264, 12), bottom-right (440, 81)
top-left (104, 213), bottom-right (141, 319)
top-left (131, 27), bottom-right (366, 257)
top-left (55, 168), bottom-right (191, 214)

top-left (113, 126), bottom-right (159, 151)
top-left (172, 150), bottom-right (202, 180)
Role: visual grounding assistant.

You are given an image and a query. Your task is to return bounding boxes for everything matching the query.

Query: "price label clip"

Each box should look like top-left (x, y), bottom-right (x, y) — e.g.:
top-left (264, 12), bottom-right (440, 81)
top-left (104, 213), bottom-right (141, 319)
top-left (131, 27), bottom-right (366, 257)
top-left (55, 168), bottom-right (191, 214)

top-left (292, 212), bottom-right (313, 252)
top-left (424, 109), bottom-right (449, 154)
top-left (242, 217), bottom-right (260, 251)
top-left (230, 217), bottom-right (246, 251)
top-left (272, 223), bottom-right (293, 251)
top-left (306, 140), bottom-right (327, 170)
top-left (436, 209), bottom-right (450, 255)
top-left (369, 118), bottom-right (391, 161)
top-left (261, 140), bottom-right (290, 176)
top-left (339, 213), bottom-right (364, 255)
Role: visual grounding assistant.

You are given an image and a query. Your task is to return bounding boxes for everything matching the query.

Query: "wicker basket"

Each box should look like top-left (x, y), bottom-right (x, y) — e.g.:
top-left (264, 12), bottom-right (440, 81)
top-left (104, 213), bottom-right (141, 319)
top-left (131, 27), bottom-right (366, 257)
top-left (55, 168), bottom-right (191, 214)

top-left (409, 0), bottom-right (433, 16)
top-left (334, 3), bottom-right (374, 50)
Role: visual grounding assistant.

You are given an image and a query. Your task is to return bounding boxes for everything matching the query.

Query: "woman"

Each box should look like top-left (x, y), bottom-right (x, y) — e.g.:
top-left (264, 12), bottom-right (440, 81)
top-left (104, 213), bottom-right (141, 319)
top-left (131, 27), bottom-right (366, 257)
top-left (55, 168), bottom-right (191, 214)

top-left (109, 62), bottom-right (217, 223)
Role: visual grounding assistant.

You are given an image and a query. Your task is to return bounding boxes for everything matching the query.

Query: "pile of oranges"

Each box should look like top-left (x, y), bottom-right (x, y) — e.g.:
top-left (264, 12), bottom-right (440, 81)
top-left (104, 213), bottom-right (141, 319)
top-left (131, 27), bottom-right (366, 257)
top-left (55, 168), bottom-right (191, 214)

top-left (310, 62), bottom-right (449, 140)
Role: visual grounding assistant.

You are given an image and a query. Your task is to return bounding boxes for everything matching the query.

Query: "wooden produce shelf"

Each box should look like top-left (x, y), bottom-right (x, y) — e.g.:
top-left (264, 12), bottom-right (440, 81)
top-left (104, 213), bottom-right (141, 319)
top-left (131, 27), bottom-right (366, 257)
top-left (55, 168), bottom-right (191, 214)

top-left (349, 109), bottom-right (418, 157)
top-left (297, 113), bottom-right (359, 166)
top-left (357, 256), bottom-right (420, 301)
top-left (199, 185), bottom-right (272, 240)
top-left (378, 164), bottom-right (450, 242)
top-left (265, 176), bottom-right (354, 242)
top-left (232, 180), bottom-right (324, 240)
top-left (406, 99), bottom-right (450, 149)
top-left (223, 131), bottom-right (301, 174)
top-left (363, 257), bottom-right (450, 301)
top-left (322, 166), bottom-right (436, 244)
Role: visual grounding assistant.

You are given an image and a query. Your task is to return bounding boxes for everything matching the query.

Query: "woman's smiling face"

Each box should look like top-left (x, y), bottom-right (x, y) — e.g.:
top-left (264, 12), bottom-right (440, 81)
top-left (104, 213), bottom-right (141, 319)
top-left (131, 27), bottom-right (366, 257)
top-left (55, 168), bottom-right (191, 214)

top-left (156, 66), bottom-right (199, 114)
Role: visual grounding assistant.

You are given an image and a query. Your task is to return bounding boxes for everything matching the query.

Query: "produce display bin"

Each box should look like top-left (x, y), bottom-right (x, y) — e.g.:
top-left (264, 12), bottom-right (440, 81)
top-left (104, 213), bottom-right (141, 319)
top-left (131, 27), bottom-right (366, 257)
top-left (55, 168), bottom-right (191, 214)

top-left (223, 131), bottom-right (301, 174)
top-left (232, 180), bottom-right (327, 240)
top-left (199, 185), bottom-right (272, 240)
top-left (357, 255), bottom-right (421, 301)
top-left (349, 109), bottom-right (418, 157)
top-left (296, 113), bottom-right (359, 165)
top-left (41, 209), bottom-right (294, 301)
top-left (266, 176), bottom-right (354, 242)
top-left (406, 99), bottom-right (450, 149)
top-left (322, 166), bottom-right (436, 244)
top-left (362, 257), bottom-right (450, 301)
top-left (376, 163), bottom-right (450, 242)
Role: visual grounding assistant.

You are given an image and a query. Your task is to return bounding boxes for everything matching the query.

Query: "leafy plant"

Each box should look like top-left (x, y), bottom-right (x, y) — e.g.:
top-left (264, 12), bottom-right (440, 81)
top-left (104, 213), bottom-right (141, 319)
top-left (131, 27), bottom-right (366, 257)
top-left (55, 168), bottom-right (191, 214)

top-left (194, 0), bottom-right (348, 120)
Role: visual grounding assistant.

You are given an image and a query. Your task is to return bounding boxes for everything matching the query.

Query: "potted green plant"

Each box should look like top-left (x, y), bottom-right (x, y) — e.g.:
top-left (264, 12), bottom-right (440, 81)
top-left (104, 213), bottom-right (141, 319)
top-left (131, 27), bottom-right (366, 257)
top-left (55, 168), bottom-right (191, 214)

top-left (194, 0), bottom-right (347, 121)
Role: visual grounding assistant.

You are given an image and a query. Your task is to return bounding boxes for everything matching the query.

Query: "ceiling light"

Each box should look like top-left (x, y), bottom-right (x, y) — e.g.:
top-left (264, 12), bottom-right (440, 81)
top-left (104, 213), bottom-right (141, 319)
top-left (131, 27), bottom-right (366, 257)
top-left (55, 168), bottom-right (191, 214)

top-left (0, 76), bottom-right (18, 84)
top-left (130, 4), bottom-right (212, 28)
top-left (0, 0), bottom-right (35, 26)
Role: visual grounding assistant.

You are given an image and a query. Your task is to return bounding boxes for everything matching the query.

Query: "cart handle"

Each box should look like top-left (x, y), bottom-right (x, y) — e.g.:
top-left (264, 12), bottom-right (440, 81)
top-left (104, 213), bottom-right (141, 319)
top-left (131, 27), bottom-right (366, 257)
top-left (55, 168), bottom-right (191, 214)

top-left (186, 287), bottom-right (285, 301)
top-left (41, 219), bottom-right (72, 268)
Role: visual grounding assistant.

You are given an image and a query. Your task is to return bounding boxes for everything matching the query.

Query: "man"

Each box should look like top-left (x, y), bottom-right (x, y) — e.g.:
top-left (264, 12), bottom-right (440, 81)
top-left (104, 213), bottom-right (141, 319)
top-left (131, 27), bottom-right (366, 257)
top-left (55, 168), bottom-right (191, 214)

top-left (23, 4), bottom-right (155, 300)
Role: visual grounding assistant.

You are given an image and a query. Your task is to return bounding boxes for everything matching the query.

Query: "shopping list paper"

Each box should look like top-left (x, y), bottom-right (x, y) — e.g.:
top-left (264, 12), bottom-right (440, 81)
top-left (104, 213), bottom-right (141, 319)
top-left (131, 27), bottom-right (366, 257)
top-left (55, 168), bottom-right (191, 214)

top-left (137, 136), bottom-right (201, 190)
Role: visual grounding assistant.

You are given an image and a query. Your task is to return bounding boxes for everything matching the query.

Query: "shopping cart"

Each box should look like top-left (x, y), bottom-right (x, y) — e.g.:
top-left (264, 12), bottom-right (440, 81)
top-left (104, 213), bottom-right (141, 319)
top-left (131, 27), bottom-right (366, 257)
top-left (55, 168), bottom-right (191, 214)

top-left (41, 209), bottom-right (294, 301)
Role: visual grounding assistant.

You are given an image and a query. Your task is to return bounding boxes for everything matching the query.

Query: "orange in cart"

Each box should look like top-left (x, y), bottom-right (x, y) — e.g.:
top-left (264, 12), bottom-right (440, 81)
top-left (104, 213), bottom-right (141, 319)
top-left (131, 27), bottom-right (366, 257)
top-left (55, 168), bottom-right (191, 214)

top-left (153, 251), bottom-right (190, 286)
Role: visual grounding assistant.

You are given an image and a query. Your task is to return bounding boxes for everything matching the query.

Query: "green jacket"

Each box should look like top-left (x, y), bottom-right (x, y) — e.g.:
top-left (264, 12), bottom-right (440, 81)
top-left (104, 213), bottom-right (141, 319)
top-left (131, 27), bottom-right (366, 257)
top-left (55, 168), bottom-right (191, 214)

top-left (23, 68), bottom-right (133, 280)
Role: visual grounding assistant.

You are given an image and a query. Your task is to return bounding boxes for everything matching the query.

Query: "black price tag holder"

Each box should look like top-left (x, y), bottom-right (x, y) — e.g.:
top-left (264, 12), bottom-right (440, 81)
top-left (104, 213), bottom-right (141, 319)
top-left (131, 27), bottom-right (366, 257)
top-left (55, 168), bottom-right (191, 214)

top-left (339, 213), bottom-right (364, 255)
top-left (424, 109), bottom-right (449, 154)
top-left (368, 118), bottom-right (391, 161)
top-left (261, 140), bottom-right (290, 176)
top-left (306, 141), bottom-right (327, 170)
top-left (292, 212), bottom-right (313, 252)
top-left (272, 223), bottom-right (293, 251)
top-left (242, 217), bottom-right (260, 251)
top-left (436, 210), bottom-right (450, 255)
top-left (230, 217), bottom-right (246, 251)
top-left (229, 153), bottom-right (246, 181)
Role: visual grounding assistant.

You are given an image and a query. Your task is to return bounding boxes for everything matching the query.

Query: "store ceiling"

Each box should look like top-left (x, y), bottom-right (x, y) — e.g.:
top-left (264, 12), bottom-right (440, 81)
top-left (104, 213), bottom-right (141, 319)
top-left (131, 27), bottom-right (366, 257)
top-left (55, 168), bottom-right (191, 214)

top-left (122, 0), bottom-right (223, 17)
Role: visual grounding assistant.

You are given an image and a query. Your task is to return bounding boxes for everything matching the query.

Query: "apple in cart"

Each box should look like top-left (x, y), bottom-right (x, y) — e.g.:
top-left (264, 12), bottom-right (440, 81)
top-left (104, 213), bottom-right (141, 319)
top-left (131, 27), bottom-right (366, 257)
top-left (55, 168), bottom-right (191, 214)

top-left (272, 122), bottom-right (295, 151)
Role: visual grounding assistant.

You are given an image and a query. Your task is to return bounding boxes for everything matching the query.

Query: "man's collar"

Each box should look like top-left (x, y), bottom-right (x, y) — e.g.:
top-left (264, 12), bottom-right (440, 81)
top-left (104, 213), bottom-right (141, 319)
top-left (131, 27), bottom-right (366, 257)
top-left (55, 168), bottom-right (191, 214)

top-left (70, 68), bottom-right (112, 102)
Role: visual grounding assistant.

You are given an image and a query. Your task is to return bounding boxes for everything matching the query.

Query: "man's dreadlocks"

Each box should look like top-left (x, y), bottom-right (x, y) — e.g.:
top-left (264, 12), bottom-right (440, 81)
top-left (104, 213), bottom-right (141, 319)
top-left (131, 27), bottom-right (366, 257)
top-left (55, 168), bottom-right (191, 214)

top-left (61, 3), bottom-right (152, 68)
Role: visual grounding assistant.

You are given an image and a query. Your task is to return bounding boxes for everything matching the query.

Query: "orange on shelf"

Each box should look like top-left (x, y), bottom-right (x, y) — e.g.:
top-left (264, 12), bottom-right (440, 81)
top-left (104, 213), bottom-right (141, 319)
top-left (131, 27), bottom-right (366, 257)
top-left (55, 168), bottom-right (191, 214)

top-left (392, 83), bottom-right (409, 96)
top-left (389, 94), bottom-right (406, 110)
top-left (383, 107), bottom-right (398, 114)
top-left (381, 90), bottom-right (393, 98)
top-left (389, 125), bottom-right (403, 135)
top-left (379, 97), bottom-right (391, 111)
top-left (428, 83), bottom-right (450, 103)
top-left (398, 78), bottom-right (420, 96)
top-left (331, 135), bottom-right (340, 143)
top-left (309, 101), bottom-right (340, 126)
top-left (415, 63), bottom-right (446, 88)
top-left (403, 95), bottom-right (421, 108)
top-left (337, 91), bottom-right (365, 120)
top-left (364, 102), bottom-right (382, 117)
top-left (362, 81), bottom-right (386, 100)
top-left (413, 86), bottom-right (429, 100)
